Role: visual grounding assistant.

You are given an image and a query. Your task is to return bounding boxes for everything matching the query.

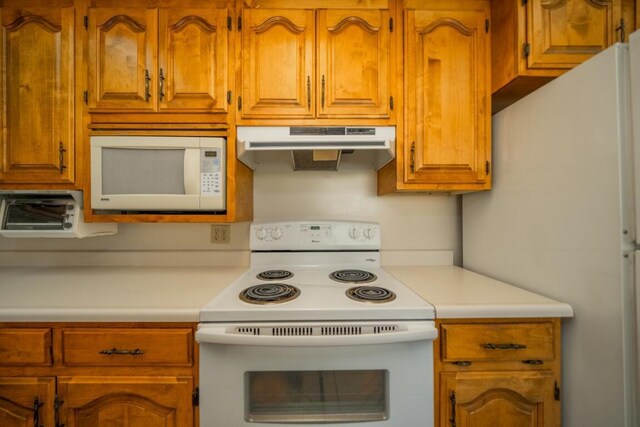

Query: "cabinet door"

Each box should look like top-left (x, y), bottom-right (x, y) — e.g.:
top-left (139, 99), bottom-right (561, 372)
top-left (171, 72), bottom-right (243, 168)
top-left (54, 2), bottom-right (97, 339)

top-left (316, 9), bottom-right (390, 118)
top-left (0, 5), bottom-right (74, 184)
top-left (87, 8), bottom-right (157, 111)
top-left (440, 371), bottom-right (559, 427)
top-left (158, 8), bottom-right (228, 113)
top-left (58, 376), bottom-right (193, 427)
top-left (241, 8), bottom-right (314, 119)
top-left (404, 5), bottom-right (490, 188)
top-left (0, 377), bottom-right (55, 427)
top-left (528, 0), bottom-right (619, 69)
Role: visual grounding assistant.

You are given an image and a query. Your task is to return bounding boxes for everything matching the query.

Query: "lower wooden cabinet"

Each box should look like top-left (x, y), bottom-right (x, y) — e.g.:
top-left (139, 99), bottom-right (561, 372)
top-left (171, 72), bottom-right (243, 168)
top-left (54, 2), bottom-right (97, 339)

top-left (434, 318), bottom-right (562, 427)
top-left (0, 377), bottom-right (55, 427)
top-left (58, 376), bottom-right (194, 426)
top-left (0, 323), bottom-right (198, 427)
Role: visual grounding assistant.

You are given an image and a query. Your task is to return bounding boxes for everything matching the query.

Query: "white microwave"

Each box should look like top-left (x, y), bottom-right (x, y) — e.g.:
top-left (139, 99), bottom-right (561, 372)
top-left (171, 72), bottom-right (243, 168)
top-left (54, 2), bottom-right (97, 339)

top-left (90, 136), bottom-right (225, 212)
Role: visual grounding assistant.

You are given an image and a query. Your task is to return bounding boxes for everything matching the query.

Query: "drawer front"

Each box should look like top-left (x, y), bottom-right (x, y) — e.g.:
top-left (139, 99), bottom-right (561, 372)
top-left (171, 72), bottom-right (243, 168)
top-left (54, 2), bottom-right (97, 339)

top-left (441, 322), bottom-right (555, 362)
top-left (62, 328), bottom-right (193, 366)
top-left (0, 328), bottom-right (52, 366)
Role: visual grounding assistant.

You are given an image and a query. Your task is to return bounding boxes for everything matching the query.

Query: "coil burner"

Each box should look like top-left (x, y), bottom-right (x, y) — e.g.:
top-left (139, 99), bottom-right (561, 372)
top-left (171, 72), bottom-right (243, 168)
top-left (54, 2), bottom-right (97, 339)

top-left (240, 284), bottom-right (301, 305)
top-left (256, 270), bottom-right (294, 281)
top-left (329, 269), bottom-right (377, 284)
top-left (346, 286), bottom-right (396, 303)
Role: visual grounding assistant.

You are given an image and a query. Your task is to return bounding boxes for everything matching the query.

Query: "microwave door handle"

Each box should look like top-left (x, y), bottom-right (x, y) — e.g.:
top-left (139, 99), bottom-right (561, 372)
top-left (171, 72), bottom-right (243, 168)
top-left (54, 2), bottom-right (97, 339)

top-left (183, 149), bottom-right (200, 195)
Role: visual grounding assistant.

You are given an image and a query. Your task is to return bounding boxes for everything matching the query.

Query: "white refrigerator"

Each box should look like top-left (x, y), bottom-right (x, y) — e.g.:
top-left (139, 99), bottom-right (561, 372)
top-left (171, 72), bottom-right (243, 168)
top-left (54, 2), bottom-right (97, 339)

top-left (463, 32), bottom-right (640, 427)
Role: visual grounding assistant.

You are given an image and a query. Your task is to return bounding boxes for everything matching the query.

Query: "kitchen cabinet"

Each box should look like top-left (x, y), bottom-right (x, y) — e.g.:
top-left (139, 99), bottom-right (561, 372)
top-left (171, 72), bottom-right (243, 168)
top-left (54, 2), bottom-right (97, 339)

top-left (434, 318), bottom-right (562, 427)
top-left (239, 0), bottom-right (394, 123)
top-left (0, 0), bottom-right (75, 186)
top-left (377, 0), bottom-right (491, 194)
top-left (86, 0), bottom-right (230, 121)
top-left (0, 377), bottom-right (55, 427)
top-left (492, 0), bottom-right (625, 113)
top-left (0, 324), bottom-right (199, 427)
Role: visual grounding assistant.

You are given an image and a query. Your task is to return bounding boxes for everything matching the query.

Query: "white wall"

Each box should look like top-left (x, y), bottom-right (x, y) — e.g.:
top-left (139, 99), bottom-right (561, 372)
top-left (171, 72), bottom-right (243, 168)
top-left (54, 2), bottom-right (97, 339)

top-left (0, 169), bottom-right (461, 266)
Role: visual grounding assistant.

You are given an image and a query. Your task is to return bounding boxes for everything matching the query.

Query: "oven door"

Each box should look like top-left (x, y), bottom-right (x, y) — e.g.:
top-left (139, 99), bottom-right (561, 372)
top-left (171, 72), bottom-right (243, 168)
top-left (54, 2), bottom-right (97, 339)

top-left (196, 321), bottom-right (436, 427)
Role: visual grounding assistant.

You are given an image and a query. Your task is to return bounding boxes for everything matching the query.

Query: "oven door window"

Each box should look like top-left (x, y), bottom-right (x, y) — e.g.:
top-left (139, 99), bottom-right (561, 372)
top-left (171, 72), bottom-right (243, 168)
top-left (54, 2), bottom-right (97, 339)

top-left (245, 370), bottom-right (388, 423)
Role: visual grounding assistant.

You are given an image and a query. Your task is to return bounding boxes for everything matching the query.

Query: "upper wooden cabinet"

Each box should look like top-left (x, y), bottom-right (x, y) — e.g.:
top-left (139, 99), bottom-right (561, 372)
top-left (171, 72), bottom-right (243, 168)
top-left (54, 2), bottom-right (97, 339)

top-left (239, 1), bottom-right (394, 123)
top-left (377, 0), bottom-right (491, 193)
top-left (86, 0), bottom-right (229, 117)
top-left (492, 0), bottom-right (624, 113)
top-left (0, 1), bottom-right (75, 186)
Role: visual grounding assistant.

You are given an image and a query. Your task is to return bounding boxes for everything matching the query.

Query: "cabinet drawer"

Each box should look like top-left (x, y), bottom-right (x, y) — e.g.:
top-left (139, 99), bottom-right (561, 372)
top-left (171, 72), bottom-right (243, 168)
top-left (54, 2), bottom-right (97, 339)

top-left (61, 328), bottom-right (193, 366)
top-left (441, 322), bottom-right (555, 362)
top-left (0, 328), bottom-right (52, 366)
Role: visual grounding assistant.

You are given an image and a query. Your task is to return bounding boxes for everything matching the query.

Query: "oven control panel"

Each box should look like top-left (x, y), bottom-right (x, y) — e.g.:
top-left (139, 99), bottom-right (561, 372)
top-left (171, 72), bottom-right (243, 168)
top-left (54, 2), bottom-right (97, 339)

top-left (251, 221), bottom-right (380, 250)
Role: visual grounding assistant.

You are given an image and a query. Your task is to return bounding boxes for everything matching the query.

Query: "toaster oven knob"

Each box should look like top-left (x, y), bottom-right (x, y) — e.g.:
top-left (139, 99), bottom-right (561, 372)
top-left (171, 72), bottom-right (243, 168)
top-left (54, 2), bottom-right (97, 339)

top-left (63, 222), bottom-right (73, 229)
top-left (255, 227), bottom-right (267, 240)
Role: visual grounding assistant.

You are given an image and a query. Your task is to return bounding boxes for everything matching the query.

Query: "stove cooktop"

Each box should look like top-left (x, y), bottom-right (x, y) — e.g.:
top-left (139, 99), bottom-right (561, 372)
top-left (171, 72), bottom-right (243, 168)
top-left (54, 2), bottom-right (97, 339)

top-left (199, 265), bottom-right (435, 323)
top-left (199, 221), bottom-right (435, 323)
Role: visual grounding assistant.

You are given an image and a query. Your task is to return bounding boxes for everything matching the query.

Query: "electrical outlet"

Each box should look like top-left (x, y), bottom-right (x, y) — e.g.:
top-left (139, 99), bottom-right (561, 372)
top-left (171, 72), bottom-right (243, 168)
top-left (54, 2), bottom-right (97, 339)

top-left (211, 225), bottom-right (230, 244)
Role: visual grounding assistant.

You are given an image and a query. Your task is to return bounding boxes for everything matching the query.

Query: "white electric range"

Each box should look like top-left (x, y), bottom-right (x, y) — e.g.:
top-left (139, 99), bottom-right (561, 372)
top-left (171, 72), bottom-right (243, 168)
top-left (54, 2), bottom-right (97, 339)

top-left (196, 220), bottom-right (436, 427)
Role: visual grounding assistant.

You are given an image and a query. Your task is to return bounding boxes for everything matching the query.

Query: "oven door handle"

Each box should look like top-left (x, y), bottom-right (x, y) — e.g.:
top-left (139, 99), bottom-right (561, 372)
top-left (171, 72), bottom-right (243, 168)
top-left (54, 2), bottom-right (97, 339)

top-left (196, 324), bottom-right (437, 347)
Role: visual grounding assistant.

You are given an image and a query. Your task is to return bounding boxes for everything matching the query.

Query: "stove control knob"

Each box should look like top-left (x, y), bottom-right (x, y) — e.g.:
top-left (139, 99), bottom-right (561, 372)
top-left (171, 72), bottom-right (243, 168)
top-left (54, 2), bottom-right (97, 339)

top-left (255, 227), bottom-right (267, 240)
top-left (349, 226), bottom-right (362, 240)
top-left (272, 227), bottom-right (283, 240)
top-left (363, 227), bottom-right (376, 240)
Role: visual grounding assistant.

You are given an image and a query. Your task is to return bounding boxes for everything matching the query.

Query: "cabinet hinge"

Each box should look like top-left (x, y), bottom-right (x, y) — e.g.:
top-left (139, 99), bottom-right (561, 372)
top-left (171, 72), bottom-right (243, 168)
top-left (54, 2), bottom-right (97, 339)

top-left (227, 90), bottom-right (232, 105)
top-left (390, 96), bottom-right (394, 110)
top-left (485, 160), bottom-right (491, 175)
top-left (83, 15), bottom-right (88, 30)
top-left (227, 16), bottom-right (232, 31)
top-left (389, 18), bottom-right (393, 32)
top-left (237, 96), bottom-right (242, 111)
top-left (523, 43), bottom-right (531, 58)
top-left (554, 382), bottom-right (560, 401)
top-left (83, 90), bottom-right (88, 104)
top-left (192, 387), bottom-right (200, 406)
top-left (238, 16), bottom-right (242, 31)
top-left (485, 19), bottom-right (489, 33)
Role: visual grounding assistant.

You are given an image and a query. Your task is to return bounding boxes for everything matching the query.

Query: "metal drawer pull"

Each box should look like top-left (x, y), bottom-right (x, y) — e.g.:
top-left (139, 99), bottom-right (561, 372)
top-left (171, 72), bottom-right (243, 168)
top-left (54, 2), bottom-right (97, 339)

top-left (522, 359), bottom-right (544, 365)
top-left (98, 347), bottom-right (145, 356)
top-left (481, 343), bottom-right (527, 350)
top-left (451, 361), bottom-right (472, 366)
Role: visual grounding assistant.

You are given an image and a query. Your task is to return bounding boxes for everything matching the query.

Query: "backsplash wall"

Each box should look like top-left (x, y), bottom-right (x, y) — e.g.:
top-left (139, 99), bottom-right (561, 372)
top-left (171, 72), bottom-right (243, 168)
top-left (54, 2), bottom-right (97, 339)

top-left (0, 170), bottom-right (461, 266)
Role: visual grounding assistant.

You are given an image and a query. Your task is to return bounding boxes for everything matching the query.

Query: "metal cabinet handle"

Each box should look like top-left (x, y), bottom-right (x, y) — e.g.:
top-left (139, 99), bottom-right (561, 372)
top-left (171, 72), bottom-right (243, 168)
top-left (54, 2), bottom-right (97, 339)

top-left (33, 397), bottom-right (43, 427)
top-left (451, 361), bottom-right (472, 366)
top-left (144, 69), bottom-right (151, 102)
top-left (55, 395), bottom-right (65, 427)
top-left (321, 75), bottom-right (325, 109)
top-left (522, 359), bottom-right (544, 365)
top-left (410, 142), bottom-right (416, 173)
top-left (307, 75), bottom-right (311, 109)
top-left (98, 347), bottom-right (145, 356)
top-left (159, 68), bottom-right (165, 101)
top-left (449, 391), bottom-right (457, 427)
top-left (58, 142), bottom-right (67, 174)
top-left (481, 343), bottom-right (527, 350)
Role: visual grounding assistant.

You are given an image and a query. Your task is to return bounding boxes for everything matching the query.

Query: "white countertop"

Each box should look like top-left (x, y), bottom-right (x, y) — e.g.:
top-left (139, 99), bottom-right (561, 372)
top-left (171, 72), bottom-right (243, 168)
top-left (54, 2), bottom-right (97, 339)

top-left (0, 265), bottom-right (572, 322)
top-left (384, 266), bottom-right (574, 319)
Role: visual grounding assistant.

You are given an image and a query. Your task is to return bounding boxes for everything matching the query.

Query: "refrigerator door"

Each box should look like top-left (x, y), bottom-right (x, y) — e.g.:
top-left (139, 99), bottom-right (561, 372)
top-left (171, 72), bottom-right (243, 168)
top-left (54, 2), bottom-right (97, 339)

top-left (463, 44), bottom-right (633, 427)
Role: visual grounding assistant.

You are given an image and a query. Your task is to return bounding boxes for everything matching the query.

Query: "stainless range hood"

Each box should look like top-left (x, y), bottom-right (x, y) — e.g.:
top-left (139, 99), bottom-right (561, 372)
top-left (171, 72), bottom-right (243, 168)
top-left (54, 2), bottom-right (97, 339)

top-left (236, 126), bottom-right (395, 171)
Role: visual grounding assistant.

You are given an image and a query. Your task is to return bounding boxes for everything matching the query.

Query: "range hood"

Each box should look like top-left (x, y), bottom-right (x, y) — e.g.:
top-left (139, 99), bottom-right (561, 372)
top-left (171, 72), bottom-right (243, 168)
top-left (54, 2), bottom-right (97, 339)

top-left (236, 126), bottom-right (395, 171)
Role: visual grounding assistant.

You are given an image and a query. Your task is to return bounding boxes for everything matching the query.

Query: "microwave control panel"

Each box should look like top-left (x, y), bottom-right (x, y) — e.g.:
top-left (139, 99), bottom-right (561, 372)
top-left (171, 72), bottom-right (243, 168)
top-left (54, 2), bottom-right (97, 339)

top-left (201, 148), bottom-right (223, 196)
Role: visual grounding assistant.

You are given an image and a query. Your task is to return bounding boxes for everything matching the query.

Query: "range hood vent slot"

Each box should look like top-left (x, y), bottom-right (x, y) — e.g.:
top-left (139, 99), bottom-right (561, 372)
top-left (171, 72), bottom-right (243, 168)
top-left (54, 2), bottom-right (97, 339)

top-left (237, 126), bottom-right (395, 171)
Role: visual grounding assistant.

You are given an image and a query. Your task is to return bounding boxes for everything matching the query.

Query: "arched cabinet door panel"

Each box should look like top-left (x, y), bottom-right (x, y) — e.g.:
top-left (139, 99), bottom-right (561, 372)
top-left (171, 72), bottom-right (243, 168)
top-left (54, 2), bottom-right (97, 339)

top-left (0, 4), bottom-right (74, 184)
top-left (0, 377), bottom-right (55, 427)
top-left (57, 376), bottom-right (193, 427)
